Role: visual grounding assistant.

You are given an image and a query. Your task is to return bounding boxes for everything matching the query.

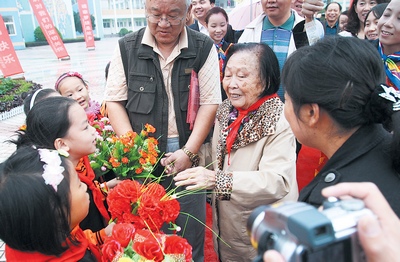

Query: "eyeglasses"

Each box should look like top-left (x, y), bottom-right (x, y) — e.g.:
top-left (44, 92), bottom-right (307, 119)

top-left (146, 14), bottom-right (185, 26)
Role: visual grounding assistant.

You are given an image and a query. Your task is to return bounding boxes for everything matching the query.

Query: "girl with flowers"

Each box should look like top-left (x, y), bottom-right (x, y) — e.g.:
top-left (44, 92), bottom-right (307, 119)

top-left (54, 71), bottom-right (118, 183)
top-left (55, 71), bottom-right (104, 121)
top-left (0, 146), bottom-right (102, 261)
top-left (12, 97), bottom-right (114, 242)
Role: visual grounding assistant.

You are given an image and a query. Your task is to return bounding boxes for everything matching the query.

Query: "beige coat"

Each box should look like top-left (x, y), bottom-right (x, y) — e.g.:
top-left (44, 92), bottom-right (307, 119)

top-left (211, 106), bottom-right (298, 262)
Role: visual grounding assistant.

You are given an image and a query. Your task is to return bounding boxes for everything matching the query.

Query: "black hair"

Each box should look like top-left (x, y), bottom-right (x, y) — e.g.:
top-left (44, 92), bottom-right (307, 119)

top-left (224, 43), bottom-right (280, 97)
top-left (105, 61), bottom-right (111, 80)
top-left (205, 6), bottom-right (229, 24)
top-left (325, 2), bottom-right (342, 11)
top-left (346, 0), bottom-right (389, 37)
top-left (12, 97), bottom-right (77, 149)
top-left (364, 3), bottom-right (389, 27)
top-left (0, 146), bottom-right (74, 255)
top-left (22, 88), bottom-right (59, 116)
top-left (282, 36), bottom-right (400, 172)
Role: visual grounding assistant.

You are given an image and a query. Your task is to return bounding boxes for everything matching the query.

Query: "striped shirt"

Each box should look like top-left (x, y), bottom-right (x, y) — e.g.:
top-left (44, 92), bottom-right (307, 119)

top-left (260, 14), bottom-right (295, 100)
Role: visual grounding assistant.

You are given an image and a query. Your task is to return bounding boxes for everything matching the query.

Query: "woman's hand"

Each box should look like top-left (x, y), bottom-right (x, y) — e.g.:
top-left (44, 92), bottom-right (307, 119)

top-left (174, 166), bottom-right (216, 190)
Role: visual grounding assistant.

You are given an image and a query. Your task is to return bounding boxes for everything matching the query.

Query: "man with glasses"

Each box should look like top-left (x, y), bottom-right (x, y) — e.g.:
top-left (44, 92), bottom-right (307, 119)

top-left (104, 0), bottom-right (221, 261)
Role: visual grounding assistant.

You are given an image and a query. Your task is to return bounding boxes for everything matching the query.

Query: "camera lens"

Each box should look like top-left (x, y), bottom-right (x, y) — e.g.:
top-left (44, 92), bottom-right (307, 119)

top-left (247, 205), bottom-right (269, 235)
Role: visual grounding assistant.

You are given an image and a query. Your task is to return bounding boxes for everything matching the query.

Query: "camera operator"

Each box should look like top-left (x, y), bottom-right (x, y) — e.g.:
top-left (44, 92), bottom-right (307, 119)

top-left (263, 182), bottom-right (400, 262)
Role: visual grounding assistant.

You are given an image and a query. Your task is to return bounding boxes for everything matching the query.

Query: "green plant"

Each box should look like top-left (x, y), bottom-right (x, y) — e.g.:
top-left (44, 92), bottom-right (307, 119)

top-left (33, 26), bottom-right (63, 42)
top-left (119, 28), bottom-right (130, 37)
top-left (73, 11), bottom-right (96, 33)
top-left (0, 78), bottom-right (42, 113)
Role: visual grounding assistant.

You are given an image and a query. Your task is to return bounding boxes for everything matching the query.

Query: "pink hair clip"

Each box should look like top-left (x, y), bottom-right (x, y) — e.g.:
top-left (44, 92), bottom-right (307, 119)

top-left (54, 72), bottom-right (84, 91)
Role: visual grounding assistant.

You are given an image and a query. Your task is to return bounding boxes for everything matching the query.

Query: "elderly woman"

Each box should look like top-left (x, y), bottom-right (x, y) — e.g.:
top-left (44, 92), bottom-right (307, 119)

top-left (174, 43), bottom-right (298, 261)
top-left (282, 36), bottom-right (400, 216)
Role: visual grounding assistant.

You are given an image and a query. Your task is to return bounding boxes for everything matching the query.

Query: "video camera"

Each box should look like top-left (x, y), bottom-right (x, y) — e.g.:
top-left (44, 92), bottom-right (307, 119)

top-left (247, 197), bottom-right (374, 262)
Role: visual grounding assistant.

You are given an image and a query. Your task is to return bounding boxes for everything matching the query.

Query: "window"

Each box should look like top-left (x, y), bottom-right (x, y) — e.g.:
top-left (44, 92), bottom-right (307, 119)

top-left (135, 18), bottom-right (146, 27)
top-left (3, 16), bottom-right (16, 35)
top-left (103, 20), bottom-right (111, 28)
top-left (135, 0), bottom-right (144, 9)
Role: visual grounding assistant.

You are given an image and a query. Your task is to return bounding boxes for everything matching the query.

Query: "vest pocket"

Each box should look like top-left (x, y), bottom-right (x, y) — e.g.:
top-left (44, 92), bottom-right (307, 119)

top-left (126, 73), bottom-right (156, 114)
top-left (179, 73), bottom-right (191, 111)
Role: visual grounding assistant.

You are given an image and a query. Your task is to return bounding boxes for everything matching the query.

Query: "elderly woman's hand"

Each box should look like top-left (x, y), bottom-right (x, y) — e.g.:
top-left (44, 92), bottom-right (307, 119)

top-left (301, 0), bottom-right (324, 22)
top-left (174, 167), bottom-right (216, 190)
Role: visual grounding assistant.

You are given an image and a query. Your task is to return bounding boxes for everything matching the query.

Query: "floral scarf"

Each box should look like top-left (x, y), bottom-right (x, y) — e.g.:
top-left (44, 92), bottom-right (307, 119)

top-left (378, 42), bottom-right (400, 90)
top-left (215, 96), bottom-right (283, 170)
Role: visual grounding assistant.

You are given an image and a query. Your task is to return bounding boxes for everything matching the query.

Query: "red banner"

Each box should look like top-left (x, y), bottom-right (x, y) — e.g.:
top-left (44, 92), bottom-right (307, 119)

top-left (29, 0), bottom-right (69, 59)
top-left (77, 0), bottom-right (95, 49)
top-left (0, 15), bottom-right (24, 77)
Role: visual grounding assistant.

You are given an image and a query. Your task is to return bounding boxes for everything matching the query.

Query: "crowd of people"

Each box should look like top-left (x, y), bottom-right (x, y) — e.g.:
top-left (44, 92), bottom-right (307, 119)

top-left (0, 0), bottom-right (400, 261)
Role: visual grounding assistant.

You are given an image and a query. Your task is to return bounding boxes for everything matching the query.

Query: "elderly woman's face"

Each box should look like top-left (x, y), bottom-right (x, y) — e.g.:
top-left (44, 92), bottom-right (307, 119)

top-left (222, 51), bottom-right (264, 110)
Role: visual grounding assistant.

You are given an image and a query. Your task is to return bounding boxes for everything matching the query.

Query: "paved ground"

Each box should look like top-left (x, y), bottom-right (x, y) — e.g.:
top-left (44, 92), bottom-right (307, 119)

top-left (0, 36), bottom-right (120, 261)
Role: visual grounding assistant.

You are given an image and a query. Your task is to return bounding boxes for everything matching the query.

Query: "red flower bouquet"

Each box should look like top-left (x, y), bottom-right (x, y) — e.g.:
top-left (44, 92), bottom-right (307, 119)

top-left (107, 179), bottom-right (180, 232)
top-left (103, 180), bottom-right (192, 262)
top-left (102, 225), bottom-right (192, 262)
top-left (89, 123), bottom-right (160, 180)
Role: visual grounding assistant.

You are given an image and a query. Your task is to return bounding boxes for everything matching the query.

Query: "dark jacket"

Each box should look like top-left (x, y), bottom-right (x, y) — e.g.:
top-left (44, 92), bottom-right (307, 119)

top-left (321, 20), bottom-right (340, 35)
top-left (299, 124), bottom-right (400, 217)
top-left (118, 27), bottom-right (213, 156)
top-left (188, 20), bottom-right (243, 43)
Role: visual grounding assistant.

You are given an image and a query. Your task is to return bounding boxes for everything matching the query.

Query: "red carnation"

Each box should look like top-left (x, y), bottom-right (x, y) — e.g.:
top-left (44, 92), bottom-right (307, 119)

top-left (144, 183), bottom-right (166, 198)
top-left (112, 179), bottom-right (142, 202)
top-left (159, 198), bottom-right (180, 222)
top-left (138, 193), bottom-right (165, 231)
top-left (133, 238), bottom-right (164, 262)
top-left (101, 239), bottom-right (123, 262)
top-left (121, 212), bottom-right (146, 229)
top-left (164, 235), bottom-right (193, 262)
top-left (110, 223), bottom-right (136, 248)
top-left (107, 197), bottom-right (131, 221)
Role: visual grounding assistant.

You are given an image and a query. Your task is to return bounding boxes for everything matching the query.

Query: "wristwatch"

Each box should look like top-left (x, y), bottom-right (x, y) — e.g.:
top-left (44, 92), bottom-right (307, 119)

top-left (181, 146), bottom-right (200, 167)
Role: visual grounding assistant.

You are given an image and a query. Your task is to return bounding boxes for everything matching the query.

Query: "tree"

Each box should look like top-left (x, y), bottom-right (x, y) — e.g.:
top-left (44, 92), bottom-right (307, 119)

top-left (33, 26), bottom-right (63, 41)
top-left (73, 11), bottom-right (96, 34)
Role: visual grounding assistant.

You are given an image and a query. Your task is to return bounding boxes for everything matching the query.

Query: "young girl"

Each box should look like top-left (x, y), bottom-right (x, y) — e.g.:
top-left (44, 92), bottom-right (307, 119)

top-left (364, 3), bottom-right (388, 40)
top-left (13, 96), bottom-right (113, 234)
top-left (0, 146), bottom-right (102, 261)
top-left (55, 71), bottom-right (105, 120)
top-left (205, 7), bottom-right (233, 100)
top-left (377, 0), bottom-right (400, 90)
top-left (55, 71), bottom-right (115, 182)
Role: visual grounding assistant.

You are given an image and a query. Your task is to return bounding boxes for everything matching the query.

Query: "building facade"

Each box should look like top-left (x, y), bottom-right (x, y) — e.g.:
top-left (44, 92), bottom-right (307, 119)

top-left (1, 0), bottom-right (103, 50)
